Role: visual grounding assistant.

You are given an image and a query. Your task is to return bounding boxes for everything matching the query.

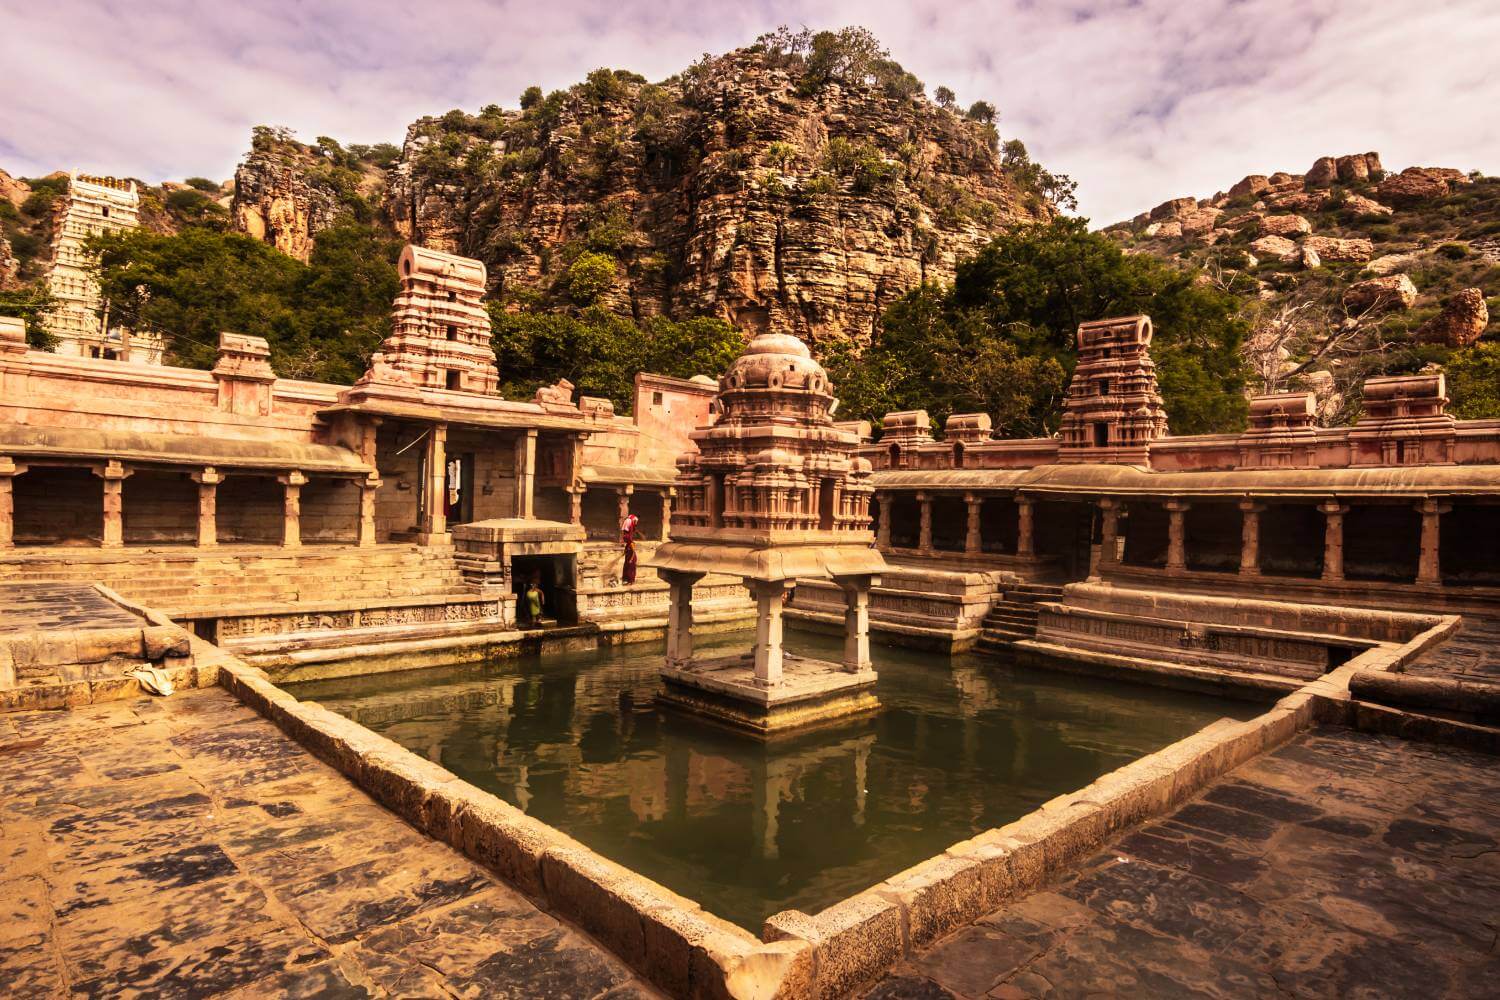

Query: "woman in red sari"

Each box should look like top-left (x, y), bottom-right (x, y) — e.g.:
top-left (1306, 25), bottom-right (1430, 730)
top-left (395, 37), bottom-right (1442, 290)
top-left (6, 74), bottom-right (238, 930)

top-left (621, 511), bottom-right (640, 585)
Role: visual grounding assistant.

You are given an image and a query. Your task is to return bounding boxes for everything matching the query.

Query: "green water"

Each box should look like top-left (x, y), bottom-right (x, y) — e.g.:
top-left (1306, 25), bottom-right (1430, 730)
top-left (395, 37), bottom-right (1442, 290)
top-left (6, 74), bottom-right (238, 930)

top-left (286, 630), bottom-right (1262, 930)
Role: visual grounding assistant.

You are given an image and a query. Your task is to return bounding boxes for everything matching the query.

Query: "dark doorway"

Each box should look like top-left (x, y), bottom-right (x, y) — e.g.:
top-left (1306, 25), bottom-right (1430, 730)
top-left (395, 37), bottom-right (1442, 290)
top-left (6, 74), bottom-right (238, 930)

top-left (1442, 503), bottom-right (1500, 586)
top-left (447, 453), bottom-right (476, 526)
top-left (513, 554), bottom-right (578, 627)
top-left (818, 478), bottom-right (836, 530)
top-left (1035, 501), bottom-right (1094, 580)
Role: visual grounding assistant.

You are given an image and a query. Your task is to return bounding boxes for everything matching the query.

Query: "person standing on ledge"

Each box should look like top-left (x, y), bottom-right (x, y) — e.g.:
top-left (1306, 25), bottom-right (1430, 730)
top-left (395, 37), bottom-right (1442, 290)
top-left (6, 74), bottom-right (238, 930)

top-left (524, 577), bottom-right (545, 626)
top-left (621, 509), bottom-right (640, 585)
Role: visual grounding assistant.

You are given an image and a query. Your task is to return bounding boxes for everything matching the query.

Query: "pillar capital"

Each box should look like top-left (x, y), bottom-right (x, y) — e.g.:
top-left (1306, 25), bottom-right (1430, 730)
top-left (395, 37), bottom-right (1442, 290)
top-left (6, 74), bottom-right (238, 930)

top-left (191, 466), bottom-right (224, 486)
top-left (0, 456), bottom-right (24, 478)
top-left (1163, 498), bottom-right (1192, 513)
top-left (1415, 497), bottom-right (1451, 516)
top-left (1318, 500), bottom-right (1349, 516)
top-left (616, 483), bottom-right (635, 497)
top-left (1237, 498), bottom-right (1266, 513)
top-left (94, 459), bottom-right (131, 481)
top-left (1097, 496), bottom-right (1124, 511)
top-left (278, 470), bottom-right (308, 488)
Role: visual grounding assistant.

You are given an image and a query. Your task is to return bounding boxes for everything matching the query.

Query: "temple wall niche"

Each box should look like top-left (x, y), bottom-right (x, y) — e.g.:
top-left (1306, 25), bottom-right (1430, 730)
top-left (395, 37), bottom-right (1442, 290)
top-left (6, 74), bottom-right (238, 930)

top-left (13, 468), bottom-right (102, 545)
top-left (1123, 504), bottom-right (1169, 567)
top-left (1342, 505), bottom-right (1419, 582)
top-left (122, 471), bottom-right (197, 545)
top-left (1259, 505), bottom-right (1323, 578)
top-left (582, 490), bottom-right (620, 540)
top-left (216, 476), bottom-right (283, 544)
top-left (1184, 503), bottom-right (1240, 573)
top-left (889, 495), bottom-right (921, 548)
top-left (301, 479), bottom-right (360, 543)
top-left (980, 497), bottom-right (1018, 553)
top-left (930, 496), bottom-right (966, 551)
top-left (1441, 504), bottom-right (1500, 585)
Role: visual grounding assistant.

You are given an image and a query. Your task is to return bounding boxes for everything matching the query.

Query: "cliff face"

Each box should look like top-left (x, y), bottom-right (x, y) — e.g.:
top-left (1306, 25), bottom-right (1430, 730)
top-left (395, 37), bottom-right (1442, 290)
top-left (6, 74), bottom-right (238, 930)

top-left (384, 48), bottom-right (1050, 346)
top-left (232, 141), bottom-right (343, 263)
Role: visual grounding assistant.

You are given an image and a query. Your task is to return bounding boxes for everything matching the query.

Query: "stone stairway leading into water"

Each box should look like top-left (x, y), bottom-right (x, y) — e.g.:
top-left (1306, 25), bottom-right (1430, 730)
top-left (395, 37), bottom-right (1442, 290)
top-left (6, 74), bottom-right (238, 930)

top-left (979, 583), bottom-right (1065, 648)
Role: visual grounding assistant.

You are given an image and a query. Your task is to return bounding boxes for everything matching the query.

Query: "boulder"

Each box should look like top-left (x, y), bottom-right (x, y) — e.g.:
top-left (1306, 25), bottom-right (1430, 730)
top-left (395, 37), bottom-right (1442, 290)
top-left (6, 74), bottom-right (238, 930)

top-left (1250, 235), bottom-right (1300, 261)
top-left (1259, 214), bottom-right (1312, 237)
top-left (1376, 167), bottom-right (1453, 205)
top-left (1270, 190), bottom-right (1330, 213)
top-left (1223, 211), bottom-right (1262, 230)
top-left (1149, 197), bottom-right (1199, 221)
top-left (1302, 236), bottom-right (1373, 263)
top-left (1267, 172), bottom-right (1301, 192)
top-left (1343, 274), bottom-right (1417, 315)
top-left (1336, 152), bottom-right (1383, 183)
top-left (1143, 220), bottom-right (1183, 239)
top-left (1367, 251), bottom-right (1427, 276)
top-left (1228, 174), bottom-right (1271, 199)
top-left (1300, 245), bottom-right (1321, 270)
top-left (1416, 288), bottom-right (1489, 347)
top-left (1179, 207), bottom-right (1223, 235)
top-left (1342, 192), bottom-right (1393, 217)
top-left (1306, 156), bottom-right (1339, 187)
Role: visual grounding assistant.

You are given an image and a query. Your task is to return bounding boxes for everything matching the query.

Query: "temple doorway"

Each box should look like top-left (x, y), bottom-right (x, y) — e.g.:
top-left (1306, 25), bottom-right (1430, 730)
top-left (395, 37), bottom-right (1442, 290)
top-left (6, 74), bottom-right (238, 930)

top-left (513, 554), bottom-right (578, 627)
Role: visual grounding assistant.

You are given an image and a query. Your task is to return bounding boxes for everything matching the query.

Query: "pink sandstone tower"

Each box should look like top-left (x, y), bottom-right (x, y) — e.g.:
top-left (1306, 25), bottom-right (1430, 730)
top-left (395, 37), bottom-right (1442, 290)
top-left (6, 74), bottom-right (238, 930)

top-left (378, 245), bottom-right (500, 394)
top-left (649, 331), bottom-right (886, 736)
top-left (1057, 315), bottom-right (1169, 464)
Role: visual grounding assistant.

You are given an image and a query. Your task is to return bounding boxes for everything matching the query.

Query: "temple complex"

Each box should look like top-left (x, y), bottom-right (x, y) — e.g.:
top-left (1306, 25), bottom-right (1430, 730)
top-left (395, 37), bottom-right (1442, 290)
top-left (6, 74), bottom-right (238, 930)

top-left (41, 172), bottom-right (162, 364)
top-left (649, 331), bottom-right (885, 735)
top-left (3, 244), bottom-right (1499, 1000)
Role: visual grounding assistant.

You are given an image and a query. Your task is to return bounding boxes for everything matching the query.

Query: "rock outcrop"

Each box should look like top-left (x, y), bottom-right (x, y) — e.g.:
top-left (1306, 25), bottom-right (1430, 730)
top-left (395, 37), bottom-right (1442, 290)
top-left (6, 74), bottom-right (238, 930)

top-left (384, 49), bottom-right (1050, 346)
top-left (1343, 274), bottom-right (1417, 315)
top-left (1302, 236), bottom-right (1373, 263)
top-left (232, 145), bottom-right (342, 263)
top-left (1259, 214), bottom-right (1311, 237)
top-left (1249, 235), bottom-right (1299, 261)
top-left (1376, 166), bottom-right (1468, 206)
top-left (1417, 288), bottom-right (1489, 347)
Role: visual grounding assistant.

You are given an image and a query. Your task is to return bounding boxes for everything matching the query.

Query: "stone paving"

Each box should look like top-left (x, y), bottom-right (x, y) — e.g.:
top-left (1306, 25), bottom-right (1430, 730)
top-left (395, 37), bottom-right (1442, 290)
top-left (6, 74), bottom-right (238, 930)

top-left (1406, 614), bottom-right (1500, 684)
top-left (0, 583), bottom-right (141, 633)
top-left (0, 688), bottom-right (656, 1000)
top-left (866, 726), bottom-right (1500, 999)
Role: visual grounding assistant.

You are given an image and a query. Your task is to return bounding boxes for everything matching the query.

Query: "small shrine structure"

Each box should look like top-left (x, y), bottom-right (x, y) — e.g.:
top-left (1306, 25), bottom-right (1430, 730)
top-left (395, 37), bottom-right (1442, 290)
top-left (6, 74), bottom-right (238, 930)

top-left (648, 332), bottom-right (886, 736)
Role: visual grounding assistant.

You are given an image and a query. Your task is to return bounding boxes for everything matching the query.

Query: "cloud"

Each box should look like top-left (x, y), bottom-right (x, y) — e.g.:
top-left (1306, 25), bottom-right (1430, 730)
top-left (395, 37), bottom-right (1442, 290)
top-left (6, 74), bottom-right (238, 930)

top-left (1, 0), bottom-right (1496, 223)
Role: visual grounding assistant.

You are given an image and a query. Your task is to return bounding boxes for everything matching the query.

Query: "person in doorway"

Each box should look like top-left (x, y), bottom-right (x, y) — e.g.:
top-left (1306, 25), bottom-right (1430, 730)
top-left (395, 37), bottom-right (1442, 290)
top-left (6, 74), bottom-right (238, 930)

top-left (621, 509), bottom-right (640, 585)
top-left (524, 577), bottom-right (545, 626)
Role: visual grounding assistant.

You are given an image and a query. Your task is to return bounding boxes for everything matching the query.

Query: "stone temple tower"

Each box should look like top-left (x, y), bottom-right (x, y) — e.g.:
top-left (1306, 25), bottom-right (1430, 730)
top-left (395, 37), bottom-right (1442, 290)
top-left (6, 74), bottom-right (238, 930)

top-left (378, 245), bottom-right (500, 394)
top-left (649, 331), bottom-right (886, 737)
top-left (1057, 315), bottom-right (1169, 465)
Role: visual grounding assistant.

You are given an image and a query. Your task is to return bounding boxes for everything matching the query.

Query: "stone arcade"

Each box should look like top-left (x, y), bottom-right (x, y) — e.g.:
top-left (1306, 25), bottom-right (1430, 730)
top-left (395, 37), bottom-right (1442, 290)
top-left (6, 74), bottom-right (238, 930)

top-left (649, 332), bottom-right (886, 736)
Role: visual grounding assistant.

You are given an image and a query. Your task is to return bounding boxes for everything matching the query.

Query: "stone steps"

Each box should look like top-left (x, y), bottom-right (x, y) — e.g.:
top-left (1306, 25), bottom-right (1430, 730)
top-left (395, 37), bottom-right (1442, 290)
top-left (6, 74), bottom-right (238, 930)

top-left (979, 595), bottom-right (1046, 648)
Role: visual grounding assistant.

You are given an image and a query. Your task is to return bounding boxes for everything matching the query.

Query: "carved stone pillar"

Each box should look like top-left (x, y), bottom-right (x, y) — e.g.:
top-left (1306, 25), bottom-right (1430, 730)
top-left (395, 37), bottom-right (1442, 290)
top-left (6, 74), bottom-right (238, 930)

top-left (96, 460), bottom-right (130, 548)
top-left (421, 424), bottom-right (447, 542)
top-left (660, 489), bottom-right (674, 541)
top-left (1238, 501), bottom-right (1266, 576)
top-left (1165, 500), bottom-right (1190, 572)
top-left (751, 579), bottom-right (787, 686)
top-left (964, 493), bottom-right (982, 554)
top-left (514, 429), bottom-right (537, 519)
top-left (1016, 495), bottom-right (1035, 558)
top-left (279, 471), bottom-right (307, 548)
top-left (191, 467), bottom-right (222, 548)
top-left (917, 492), bottom-right (933, 553)
top-left (663, 570), bottom-right (704, 667)
top-left (0, 457), bottom-right (21, 549)
top-left (358, 475), bottom-right (381, 547)
top-left (567, 486), bottom-right (584, 527)
top-left (876, 492), bottom-right (892, 549)
top-left (836, 575), bottom-right (875, 674)
top-left (1416, 498), bottom-right (1450, 584)
top-left (1098, 498), bottom-right (1122, 568)
top-left (1319, 501), bottom-right (1349, 583)
top-left (616, 485), bottom-right (634, 528)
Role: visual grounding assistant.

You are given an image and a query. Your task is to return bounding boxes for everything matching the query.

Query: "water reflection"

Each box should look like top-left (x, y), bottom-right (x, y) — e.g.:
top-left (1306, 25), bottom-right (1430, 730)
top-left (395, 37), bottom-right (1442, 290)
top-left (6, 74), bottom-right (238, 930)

top-left (288, 629), bottom-right (1263, 930)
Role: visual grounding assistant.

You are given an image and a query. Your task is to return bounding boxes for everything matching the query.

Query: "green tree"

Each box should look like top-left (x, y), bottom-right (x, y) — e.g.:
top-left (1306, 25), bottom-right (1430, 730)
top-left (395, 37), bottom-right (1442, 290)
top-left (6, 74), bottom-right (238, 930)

top-left (0, 282), bottom-right (59, 349)
top-left (933, 86), bottom-right (956, 110)
top-left (1448, 343), bottom-right (1500, 419)
top-left (520, 85), bottom-right (543, 110)
top-left (828, 219), bottom-right (1250, 436)
top-left (559, 251), bottom-right (617, 305)
top-left (966, 101), bottom-right (997, 124)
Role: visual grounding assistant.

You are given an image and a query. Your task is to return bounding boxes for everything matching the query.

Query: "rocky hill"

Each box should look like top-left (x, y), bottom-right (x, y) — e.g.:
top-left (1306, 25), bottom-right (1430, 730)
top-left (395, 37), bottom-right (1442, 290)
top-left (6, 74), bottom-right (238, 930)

top-left (1106, 153), bottom-right (1499, 420)
top-left (230, 31), bottom-right (1059, 347)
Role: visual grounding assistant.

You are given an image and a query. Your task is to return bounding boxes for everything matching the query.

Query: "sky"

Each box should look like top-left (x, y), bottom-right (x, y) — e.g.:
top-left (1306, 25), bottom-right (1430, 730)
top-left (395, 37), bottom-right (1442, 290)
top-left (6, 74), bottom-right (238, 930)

top-left (2, 0), bottom-right (1497, 225)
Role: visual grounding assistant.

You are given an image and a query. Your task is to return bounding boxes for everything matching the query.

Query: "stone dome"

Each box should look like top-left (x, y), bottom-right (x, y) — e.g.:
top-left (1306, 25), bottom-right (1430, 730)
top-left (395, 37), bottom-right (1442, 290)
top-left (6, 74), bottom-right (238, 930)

top-left (721, 332), bottom-right (831, 395)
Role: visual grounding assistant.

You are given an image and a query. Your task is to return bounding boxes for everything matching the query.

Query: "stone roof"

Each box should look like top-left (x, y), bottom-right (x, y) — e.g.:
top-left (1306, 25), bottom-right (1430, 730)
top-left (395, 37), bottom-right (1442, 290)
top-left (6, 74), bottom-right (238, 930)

top-left (0, 425), bottom-right (370, 475)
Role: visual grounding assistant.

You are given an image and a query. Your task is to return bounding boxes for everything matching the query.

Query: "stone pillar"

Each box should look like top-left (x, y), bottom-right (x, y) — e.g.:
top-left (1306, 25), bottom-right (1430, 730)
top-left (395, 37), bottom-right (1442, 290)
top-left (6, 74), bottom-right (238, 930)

top-left (663, 570), bottom-right (703, 667)
top-left (358, 475), bottom-right (381, 547)
top-left (917, 492), bottom-right (933, 553)
top-left (876, 492), bottom-right (892, 549)
top-left (1416, 498), bottom-right (1450, 585)
top-left (964, 493), bottom-right (982, 555)
top-left (751, 579), bottom-right (788, 687)
top-left (422, 424), bottom-right (447, 541)
top-left (1098, 498), bottom-right (1122, 568)
top-left (96, 460), bottom-right (130, 548)
top-left (616, 485), bottom-right (634, 528)
top-left (1319, 501), bottom-right (1349, 583)
top-left (1165, 500), bottom-right (1190, 572)
top-left (1238, 501), bottom-right (1265, 576)
top-left (191, 467), bottom-right (222, 548)
top-left (1017, 495), bottom-right (1035, 558)
top-left (567, 486), bottom-right (584, 527)
top-left (660, 489), bottom-right (674, 541)
top-left (0, 457), bottom-right (21, 549)
top-left (836, 576), bottom-right (874, 674)
top-left (514, 429), bottom-right (537, 519)
top-left (280, 471), bottom-right (307, 548)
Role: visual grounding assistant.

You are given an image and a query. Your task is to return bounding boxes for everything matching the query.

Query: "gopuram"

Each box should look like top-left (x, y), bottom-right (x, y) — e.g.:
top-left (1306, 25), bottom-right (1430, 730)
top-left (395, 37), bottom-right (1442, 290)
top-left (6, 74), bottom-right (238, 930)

top-left (650, 332), bottom-right (885, 735)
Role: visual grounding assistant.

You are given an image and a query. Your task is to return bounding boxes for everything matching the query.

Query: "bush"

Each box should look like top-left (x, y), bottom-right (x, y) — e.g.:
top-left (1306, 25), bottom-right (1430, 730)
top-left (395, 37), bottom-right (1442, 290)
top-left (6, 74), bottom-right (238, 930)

top-left (966, 101), bottom-right (997, 124)
top-left (520, 85), bottom-right (543, 110)
top-left (560, 251), bottom-right (616, 304)
top-left (1439, 242), bottom-right (1471, 260)
top-left (184, 177), bottom-right (220, 193)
